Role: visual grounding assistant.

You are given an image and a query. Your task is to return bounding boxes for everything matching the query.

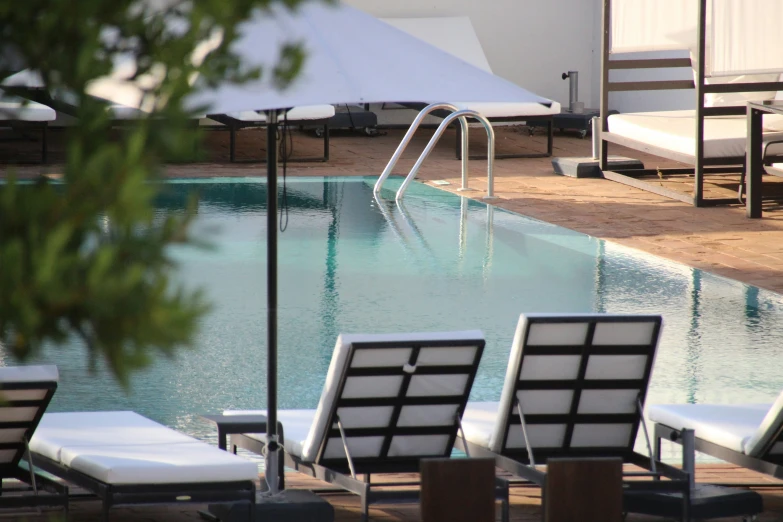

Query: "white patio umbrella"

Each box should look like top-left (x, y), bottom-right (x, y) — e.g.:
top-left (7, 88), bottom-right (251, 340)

top-left (9, 1), bottom-right (557, 494)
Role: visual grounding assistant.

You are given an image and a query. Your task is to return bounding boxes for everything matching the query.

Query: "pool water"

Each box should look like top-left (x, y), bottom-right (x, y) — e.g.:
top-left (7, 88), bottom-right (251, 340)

top-left (23, 177), bottom-right (783, 448)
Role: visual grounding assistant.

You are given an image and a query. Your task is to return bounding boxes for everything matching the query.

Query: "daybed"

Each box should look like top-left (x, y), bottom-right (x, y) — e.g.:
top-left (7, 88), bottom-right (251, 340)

top-left (382, 16), bottom-right (560, 159)
top-left (29, 411), bottom-right (257, 521)
top-left (225, 331), bottom-right (510, 521)
top-left (598, 0), bottom-right (783, 215)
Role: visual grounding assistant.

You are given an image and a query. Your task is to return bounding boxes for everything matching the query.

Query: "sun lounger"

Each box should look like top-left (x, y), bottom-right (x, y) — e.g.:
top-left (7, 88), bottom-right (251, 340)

top-left (650, 392), bottom-right (783, 479)
top-left (382, 17), bottom-right (560, 159)
top-left (205, 105), bottom-right (335, 163)
top-left (455, 314), bottom-right (764, 520)
top-left (226, 331), bottom-right (508, 521)
top-left (0, 365), bottom-right (68, 514)
top-left (0, 93), bottom-right (55, 163)
top-left (29, 411), bottom-right (257, 521)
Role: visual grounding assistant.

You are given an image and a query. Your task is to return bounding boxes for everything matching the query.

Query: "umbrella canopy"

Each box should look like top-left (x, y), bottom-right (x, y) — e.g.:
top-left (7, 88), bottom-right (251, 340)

top-left (86, 2), bottom-right (555, 113)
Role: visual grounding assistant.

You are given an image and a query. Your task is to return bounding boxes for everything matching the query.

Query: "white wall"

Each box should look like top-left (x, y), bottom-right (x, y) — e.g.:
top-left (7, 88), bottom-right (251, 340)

top-left (344, 0), bottom-right (603, 123)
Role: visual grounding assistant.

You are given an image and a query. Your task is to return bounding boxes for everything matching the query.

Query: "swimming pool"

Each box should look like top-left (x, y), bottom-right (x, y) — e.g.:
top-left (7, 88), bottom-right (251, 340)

top-left (26, 177), bottom-right (783, 447)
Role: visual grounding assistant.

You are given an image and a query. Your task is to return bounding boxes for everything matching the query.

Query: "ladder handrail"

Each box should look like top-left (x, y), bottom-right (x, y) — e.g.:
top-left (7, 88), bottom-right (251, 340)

top-left (396, 109), bottom-right (495, 201)
top-left (374, 103), bottom-right (469, 195)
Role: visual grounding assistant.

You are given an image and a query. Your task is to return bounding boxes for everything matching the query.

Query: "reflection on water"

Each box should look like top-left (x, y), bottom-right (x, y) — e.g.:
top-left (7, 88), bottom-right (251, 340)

top-left (10, 177), bottom-right (783, 448)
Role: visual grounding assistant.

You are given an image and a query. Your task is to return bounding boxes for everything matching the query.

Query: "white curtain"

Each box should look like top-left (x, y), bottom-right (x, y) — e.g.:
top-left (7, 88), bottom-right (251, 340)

top-left (610, 0), bottom-right (698, 53)
top-left (710, 0), bottom-right (783, 76)
top-left (610, 0), bottom-right (783, 77)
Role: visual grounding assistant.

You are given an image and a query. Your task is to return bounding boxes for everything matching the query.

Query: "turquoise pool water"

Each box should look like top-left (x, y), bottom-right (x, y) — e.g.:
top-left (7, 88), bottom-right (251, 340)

top-left (23, 177), bottom-right (783, 446)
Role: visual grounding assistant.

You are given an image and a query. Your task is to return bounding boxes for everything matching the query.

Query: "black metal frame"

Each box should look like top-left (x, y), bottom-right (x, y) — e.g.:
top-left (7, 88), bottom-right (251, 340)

top-left (598, 0), bottom-right (783, 209)
top-left (206, 113), bottom-right (330, 163)
top-left (401, 102), bottom-right (555, 159)
top-left (456, 314), bottom-right (694, 520)
top-left (232, 336), bottom-right (510, 521)
top-left (655, 422), bottom-right (783, 480)
top-left (0, 378), bottom-right (68, 513)
top-left (30, 451), bottom-right (256, 522)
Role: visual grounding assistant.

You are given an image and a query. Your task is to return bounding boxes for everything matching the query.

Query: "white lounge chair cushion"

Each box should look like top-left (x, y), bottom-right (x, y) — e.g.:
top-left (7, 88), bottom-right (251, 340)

top-left (608, 110), bottom-right (783, 159)
top-left (224, 409), bottom-right (315, 459)
top-left (0, 96), bottom-right (55, 122)
top-left (224, 105), bottom-right (335, 122)
top-left (451, 101), bottom-right (561, 118)
top-left (461, 401), bottom-right (499, 449)
top-left (0, 365), bottom-right (58, 383)
top-left (30, 411), bottom-right (258, 484)
top-left (743, 390), bottom-right (783, 457)
top-left (648, 403), bottom-right (770, 454)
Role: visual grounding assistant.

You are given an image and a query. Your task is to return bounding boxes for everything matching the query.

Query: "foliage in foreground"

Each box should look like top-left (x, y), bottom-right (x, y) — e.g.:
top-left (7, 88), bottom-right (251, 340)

top-left (0, 0), bottom-right (315, 385)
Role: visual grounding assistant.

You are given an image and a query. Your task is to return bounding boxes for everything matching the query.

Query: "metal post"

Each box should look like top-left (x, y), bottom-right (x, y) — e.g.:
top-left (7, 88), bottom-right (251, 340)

top-left (563, 71), bottom-right (579, 112)
top-left (746, 107), bottom-right (763, 218)
top-left (458, 117), bottom-right (470, 191)
top-left (599, 0), bottom-right (611, 171)
top-left (681, 429), bottom-right (696, 490)
top-left (591, 117), bottom-right (601, 160)
top-left (265, 109), bottom-right (280, 495)
top-left (694, 0), bottom-right (707, 206)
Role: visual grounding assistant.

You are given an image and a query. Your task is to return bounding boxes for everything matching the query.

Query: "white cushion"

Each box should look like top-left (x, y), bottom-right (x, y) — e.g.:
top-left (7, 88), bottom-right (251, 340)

top-left (608, 110), bottom-right (783, 159)
top-left (225, 409), bottom-right (315, 459)
top-left (648, 403), bottom-right (770, 454)
top-left (0, 96), bottom-right (55, 122)
top-left (0, 365), bottom-right (58, 383)
top-left (461, 401), bottom-right (499, 449)
top-left (451, 101), bottom-right (561, 118)
top-left (59, 441), bottom-right (258, 484)
top-left (224, 105), bottom-right (335, 122)
top-left (30, 411), bottom-right (257, 484)
top-left (744, 390), bottom-right (783, 457)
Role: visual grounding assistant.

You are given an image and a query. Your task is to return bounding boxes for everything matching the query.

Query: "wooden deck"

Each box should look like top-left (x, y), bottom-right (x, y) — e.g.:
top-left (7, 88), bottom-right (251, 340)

top-left (16, 465), bottom-right (783, 521)
top-left (5, 124), bottom-right (783, 520)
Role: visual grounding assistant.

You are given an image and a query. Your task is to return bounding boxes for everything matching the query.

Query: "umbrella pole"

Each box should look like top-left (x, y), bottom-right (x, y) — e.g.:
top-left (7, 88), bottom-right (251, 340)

top-left (265, 109), bottom-right (280, 495)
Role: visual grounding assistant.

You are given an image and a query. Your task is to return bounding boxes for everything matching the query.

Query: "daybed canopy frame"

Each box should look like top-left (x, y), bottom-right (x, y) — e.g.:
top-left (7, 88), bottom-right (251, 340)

top-left (598, 0), bottom-right (783, 208)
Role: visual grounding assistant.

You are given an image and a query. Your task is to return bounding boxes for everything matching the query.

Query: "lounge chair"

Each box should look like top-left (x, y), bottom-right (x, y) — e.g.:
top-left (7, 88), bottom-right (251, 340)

top-left (650, 392), bottom-right (783, 479)
top-left (0, 365), bottom-right (68, 514)
top-left (226, 331), bottom-right (508, 521)
top-left (381, 16), bottom-right (561, 159)
top-left (205, 105), bottom-right (335, 163)
top-left (456, 313), bottom-right (761, 521)
top-left (29, 411), bottom-right (257, 521)
top-left (0, 92), bottom-right (55, 163)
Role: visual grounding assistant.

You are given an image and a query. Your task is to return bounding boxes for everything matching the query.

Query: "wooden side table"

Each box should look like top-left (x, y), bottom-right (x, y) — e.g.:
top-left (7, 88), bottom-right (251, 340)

top-left (746, 100), bottom-right (783, 218)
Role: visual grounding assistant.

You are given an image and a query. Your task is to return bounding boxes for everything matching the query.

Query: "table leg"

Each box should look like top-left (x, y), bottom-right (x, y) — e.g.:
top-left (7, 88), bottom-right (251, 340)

top-left (747, 107), bottom-right (763, 218)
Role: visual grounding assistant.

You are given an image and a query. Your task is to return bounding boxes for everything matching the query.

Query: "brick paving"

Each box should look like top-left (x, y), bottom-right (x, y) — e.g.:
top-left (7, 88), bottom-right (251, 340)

top-left (4, 124), bottom-right (783, 520)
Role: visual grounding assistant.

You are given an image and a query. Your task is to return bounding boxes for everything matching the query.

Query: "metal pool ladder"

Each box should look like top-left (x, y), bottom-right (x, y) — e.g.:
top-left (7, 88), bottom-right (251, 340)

top-left (373, 103), bottom-right (497, 201)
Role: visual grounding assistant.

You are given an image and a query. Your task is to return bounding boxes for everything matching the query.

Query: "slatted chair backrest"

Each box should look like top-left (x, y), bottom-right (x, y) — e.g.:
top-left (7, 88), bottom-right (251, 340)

top-left (744, 389), bottom-right (783, 462)
top-left (300, 331), bottom-right (485, 474)
top-left (488, 314), bottom-right (662, 464)
top-left (0, 365), bottom-right (58, 474)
